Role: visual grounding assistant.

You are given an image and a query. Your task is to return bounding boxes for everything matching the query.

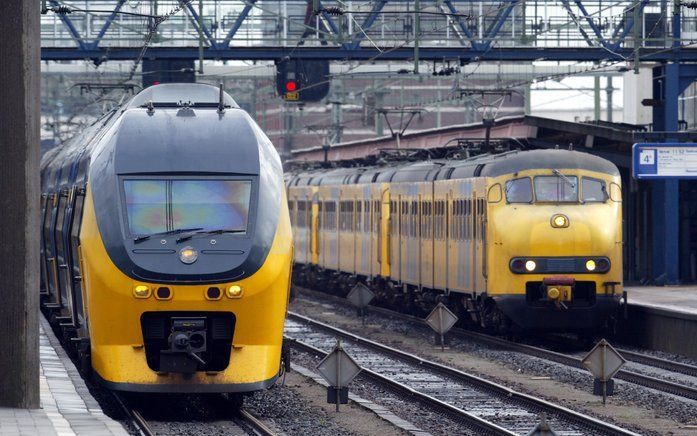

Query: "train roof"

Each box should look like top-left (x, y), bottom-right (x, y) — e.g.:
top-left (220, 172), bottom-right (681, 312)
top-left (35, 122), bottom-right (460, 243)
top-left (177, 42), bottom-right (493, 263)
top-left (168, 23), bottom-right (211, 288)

top-left (127, 83), bottom-right (239, 108)
top-left (289, 148), bottom-right (619, 186)
top-left (440, 148), bottom-right (620, 179)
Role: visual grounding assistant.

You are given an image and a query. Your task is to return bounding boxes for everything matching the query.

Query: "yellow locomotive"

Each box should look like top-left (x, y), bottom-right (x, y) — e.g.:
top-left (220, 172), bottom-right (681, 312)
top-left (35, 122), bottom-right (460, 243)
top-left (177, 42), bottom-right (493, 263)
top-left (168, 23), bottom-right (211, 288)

top-left (40, 83), bottom-right (292, 393)
top-left (288, 149), bottom-right (623, 333)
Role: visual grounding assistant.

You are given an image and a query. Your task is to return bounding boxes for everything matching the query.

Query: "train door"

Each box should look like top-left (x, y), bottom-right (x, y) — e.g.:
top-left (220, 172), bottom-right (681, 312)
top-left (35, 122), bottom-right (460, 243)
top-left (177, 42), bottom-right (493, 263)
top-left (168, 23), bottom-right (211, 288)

top-left (433, 183), bottom-right (447, 292)
top-left (311, 190), bottom-right (319, 265)
top-left (55, 187), bottom-right (75, 319)
top-left (419, 183), bottom-right (435, 290)
top-left (380, 186), bottom-right (391, 278)
top-left (40, 193), bottom-right (50, 296)
top-left (445, 186), bottom-right (461, 290)
top-left (317, 197), bottom-right (324, 268)
top-left (43, 191), bottom-right (60, 308)
top-left (69, 186), bottom-right (88, 337)
top-left (390, 191), bottom-right (402, 283)
top-left (474, 179), bottom-right (488, 292)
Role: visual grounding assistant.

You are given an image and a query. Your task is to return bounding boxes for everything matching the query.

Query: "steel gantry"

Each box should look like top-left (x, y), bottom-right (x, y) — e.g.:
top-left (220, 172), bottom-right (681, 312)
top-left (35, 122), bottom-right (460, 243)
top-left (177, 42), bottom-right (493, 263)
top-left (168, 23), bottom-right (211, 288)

top-left (40, 0), bottom-right (697, 62)
top-left (40, 0), bottom-right (694, 284)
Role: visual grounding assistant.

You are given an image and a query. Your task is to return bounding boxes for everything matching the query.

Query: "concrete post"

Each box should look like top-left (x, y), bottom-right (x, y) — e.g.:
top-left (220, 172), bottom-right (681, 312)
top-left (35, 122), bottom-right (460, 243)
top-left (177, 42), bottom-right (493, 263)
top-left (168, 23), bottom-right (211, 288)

top-left (0, 0), bottom-right (41, 408)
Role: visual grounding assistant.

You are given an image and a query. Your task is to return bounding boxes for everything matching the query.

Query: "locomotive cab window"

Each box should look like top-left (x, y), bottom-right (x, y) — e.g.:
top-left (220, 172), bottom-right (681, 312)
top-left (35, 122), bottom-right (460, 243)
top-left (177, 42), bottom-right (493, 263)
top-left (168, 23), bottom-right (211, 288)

top-left (581, 177), bottom-right (608, 203)
top-left (505, 177), bottom-right (532, 203)
top-left (534, 175), bottom-right (578, 203)
top-left (123, 179), bottom-right (252, 237)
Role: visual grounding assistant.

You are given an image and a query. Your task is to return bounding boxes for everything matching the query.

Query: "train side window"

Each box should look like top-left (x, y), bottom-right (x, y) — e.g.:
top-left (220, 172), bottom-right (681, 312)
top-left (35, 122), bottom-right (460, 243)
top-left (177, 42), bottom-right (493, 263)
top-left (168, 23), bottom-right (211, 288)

top-left (69, 188), bottom-right (86, 276)
top-left (610, 182), bottom-right (622, 202)
top-left (581, 177), bottom-right (608, 203)
top-left (487, 184), bottom-right (502, 203)
top-left (505, 177), bottom-right (533, 203)
top-left (55, 190), bottom-right (69, 262)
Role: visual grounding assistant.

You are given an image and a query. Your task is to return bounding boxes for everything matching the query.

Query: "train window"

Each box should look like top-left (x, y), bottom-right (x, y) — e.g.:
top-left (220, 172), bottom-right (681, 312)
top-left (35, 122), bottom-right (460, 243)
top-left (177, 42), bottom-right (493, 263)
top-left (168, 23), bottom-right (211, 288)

top-left (505, 178), bottom-right (533, 203)
top-left (610, 183), bottom-right (622, 202)
top-left (124, 179), bottom-right (252, 236)
top-left (581, 178), bottom-right (608, 203)
top-left (534, 176), bottom-right (578, 202)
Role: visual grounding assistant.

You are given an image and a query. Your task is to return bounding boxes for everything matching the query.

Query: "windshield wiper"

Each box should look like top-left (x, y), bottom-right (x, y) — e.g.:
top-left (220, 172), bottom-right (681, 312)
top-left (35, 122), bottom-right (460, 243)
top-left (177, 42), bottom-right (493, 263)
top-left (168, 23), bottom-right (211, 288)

top-left (552, 169), bottom-right (576, 188)
top-left (176, 228), bottom-right (246, 243)
top-left (133, 227), bottom-right (203, 244)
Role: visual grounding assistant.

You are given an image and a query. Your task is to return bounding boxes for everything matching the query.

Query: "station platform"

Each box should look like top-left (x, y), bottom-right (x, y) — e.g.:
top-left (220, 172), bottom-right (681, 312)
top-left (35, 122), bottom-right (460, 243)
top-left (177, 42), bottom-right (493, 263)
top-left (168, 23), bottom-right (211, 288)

top-left (0, 318), bottom-right (127, 436)
top-left (626, 285), bottom-right (697, 316)
top-left (620, 286), bottom-right (697, 359)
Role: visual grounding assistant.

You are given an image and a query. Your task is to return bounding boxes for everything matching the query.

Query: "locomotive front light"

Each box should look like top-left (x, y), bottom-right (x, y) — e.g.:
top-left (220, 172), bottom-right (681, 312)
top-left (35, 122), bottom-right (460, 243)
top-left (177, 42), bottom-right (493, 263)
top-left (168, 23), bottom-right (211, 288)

top-left (226, 285), bottom-right (243, 298)
top-left (585, 260), bottom-right (597, 271)
top-left (525, 260), bottom-right (537, 272)
top-left (551, 214), bottom-right (569, 228)
top-left (179, 246), bottom-right (198, 264)
top-left (133, 285), bottom-right (151, 299)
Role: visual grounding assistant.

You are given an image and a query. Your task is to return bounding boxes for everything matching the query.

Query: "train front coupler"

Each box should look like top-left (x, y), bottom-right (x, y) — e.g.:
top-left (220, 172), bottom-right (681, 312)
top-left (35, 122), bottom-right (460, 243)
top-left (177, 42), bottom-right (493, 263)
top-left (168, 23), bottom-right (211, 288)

top-left (160, 317), bottom-right (208, 373)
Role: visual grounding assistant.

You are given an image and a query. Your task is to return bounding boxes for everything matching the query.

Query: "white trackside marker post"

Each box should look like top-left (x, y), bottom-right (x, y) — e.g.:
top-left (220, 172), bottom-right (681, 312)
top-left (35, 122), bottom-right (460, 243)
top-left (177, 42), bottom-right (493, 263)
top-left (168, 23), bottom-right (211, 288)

top-left (426, 303), bottom-right (459, 352)
top-left (316, 340), bottom-right (362, 412)
top-left (581, 339), bottom-right (626, 405)
top-left (346, 283), bottom-right (375, 325)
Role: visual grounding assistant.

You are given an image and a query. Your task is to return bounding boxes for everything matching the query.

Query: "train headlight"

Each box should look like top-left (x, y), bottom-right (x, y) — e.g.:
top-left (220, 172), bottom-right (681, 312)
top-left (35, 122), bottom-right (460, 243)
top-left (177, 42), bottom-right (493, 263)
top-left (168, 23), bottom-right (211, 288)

top-left (551, 214), bottom-right (569, 228)
top-left (179, 246), bottom-right (198, 264)
top-left (525, 260), bottom-right (537, 272)
top-left (585, 260), bottom-right (597, 271)
top-left (133, 285), bottom-right (151, 298)
top-left (226, 285), bottom-right (243, 298)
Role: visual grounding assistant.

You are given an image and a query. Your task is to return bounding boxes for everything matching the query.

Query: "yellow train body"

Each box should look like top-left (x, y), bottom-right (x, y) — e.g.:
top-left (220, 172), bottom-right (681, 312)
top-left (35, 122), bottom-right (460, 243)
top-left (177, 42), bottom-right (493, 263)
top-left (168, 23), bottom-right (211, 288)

top-left (79, 186), bottom-right (292, 391)
top-left (39, 84), bottom-right (292, 393)
top-left (290, 150), bottom-right (623, 332)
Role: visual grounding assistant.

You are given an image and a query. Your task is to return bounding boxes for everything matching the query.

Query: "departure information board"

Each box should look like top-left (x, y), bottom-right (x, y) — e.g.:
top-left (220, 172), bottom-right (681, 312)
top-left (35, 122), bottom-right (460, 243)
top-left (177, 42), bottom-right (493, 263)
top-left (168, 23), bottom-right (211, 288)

top-left (632, 143), bottom-right (697, 179)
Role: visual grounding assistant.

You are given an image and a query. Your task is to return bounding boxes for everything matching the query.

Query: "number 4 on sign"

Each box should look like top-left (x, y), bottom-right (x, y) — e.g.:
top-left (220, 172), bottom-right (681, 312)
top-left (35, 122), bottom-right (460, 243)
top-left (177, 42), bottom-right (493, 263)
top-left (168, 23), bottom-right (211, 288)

top-left (640, 149), bottom-right (655, 165)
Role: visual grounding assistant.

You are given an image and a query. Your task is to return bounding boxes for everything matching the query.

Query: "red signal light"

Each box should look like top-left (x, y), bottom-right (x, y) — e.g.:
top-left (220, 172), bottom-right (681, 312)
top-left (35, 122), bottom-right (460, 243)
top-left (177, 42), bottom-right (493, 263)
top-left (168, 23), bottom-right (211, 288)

top-left (285, 80), bottom-right (297, 92)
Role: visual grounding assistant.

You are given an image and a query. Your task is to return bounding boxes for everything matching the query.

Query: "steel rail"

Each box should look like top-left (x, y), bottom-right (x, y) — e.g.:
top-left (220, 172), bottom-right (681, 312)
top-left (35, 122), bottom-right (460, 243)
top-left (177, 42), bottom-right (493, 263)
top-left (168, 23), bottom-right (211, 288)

top-left (612, 348), bottom-right (697, 378)
top-left (111, 392), bottom-right (155, 436)
top-left (287, 311), bottom-right (638, 436)
top-left (237, 408), bottom-right (278, 436)
top-left (288, 334), bottom-right (517, 436)
top-left (296, 287), bottom-right (697, 401)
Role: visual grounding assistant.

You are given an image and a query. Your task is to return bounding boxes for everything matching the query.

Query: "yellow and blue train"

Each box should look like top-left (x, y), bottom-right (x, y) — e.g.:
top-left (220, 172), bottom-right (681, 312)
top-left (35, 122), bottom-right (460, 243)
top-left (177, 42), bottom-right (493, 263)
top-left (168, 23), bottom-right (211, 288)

top-left (288, 149), bottom-right (623, 333)
top-left (40, 83), bottom-right (292, 393)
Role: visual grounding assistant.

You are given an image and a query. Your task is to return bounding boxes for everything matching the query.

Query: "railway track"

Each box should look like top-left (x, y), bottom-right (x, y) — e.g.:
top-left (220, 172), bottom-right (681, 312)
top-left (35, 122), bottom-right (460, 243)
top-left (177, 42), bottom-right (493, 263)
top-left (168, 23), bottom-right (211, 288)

top-left (111, 392), bottom-right (155, 436)
top-left (295, 287), bottom-right (697, 402)
top-left (111, 391), bottom-right (276, 436)
top-left (286, 311), bottom-right (638, 436)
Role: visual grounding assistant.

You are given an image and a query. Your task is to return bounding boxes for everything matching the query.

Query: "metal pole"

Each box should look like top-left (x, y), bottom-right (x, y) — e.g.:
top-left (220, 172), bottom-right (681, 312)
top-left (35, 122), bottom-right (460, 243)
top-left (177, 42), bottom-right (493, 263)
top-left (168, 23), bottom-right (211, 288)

top-left (414, 0), bottom-right (420, 74)
top-left (601, 344), bottom-right (607, 405)
top-left (0, 0), bottom-right (40, 408)
top-left (606, 76), bottom-right (613, 122)
top-left (594, 75), bottom-right (600, 121)
top-left (198, 0), bottom-right (204, 74)
top-left (335, 341), bottom-right (341, 412)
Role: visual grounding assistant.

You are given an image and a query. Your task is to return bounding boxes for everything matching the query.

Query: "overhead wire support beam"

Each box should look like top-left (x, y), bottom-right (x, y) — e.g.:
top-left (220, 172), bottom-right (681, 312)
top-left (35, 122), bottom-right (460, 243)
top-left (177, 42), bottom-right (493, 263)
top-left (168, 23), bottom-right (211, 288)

top-left (348, 0), bottom-right (387, 49)
top-left (40, 46), bottom-right (697, 62)
top-left (480, 0), bottom-right (520, 52)
top-left (87, 0), bottom-right (126, 50)
top-left (184, 1), bottom-right (219, 49)
top-left (222, 0), bottom-right (257, 47)
top-left (609, 0), bottom-right (651, 51)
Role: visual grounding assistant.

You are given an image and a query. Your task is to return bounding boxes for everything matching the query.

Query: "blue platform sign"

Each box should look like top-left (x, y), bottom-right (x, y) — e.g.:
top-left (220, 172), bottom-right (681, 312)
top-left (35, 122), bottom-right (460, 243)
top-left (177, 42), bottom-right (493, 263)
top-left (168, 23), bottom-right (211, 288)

top-left (632, 143), bottom-right (697, 179)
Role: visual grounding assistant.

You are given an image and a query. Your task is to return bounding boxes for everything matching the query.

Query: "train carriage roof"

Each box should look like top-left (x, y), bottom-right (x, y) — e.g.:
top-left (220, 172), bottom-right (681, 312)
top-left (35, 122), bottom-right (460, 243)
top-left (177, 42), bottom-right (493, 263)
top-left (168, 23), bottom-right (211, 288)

top-left (442, 149), bottom-right (620, 179)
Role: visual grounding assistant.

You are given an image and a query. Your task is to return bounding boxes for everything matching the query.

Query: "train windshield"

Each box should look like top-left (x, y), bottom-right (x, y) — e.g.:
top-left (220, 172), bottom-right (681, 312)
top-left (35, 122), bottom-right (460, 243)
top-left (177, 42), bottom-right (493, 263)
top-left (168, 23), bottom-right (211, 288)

top-left (123, 179), bottom-right (252, 236)
top-left (505, 178), bottom-right (533, 203)
top-left (534, 175), bottom-right (578, 202)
